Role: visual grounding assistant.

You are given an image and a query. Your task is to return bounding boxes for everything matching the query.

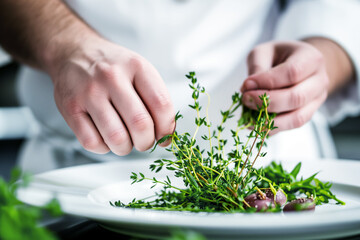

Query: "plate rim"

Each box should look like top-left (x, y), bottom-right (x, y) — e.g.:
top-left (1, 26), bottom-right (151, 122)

top-left (16, 158), bottom-right (360, 237)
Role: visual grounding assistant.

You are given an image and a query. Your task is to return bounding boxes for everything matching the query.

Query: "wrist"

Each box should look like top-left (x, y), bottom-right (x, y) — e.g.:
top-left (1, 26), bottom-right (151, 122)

top-left (40, 26), bottom-right (103, 77)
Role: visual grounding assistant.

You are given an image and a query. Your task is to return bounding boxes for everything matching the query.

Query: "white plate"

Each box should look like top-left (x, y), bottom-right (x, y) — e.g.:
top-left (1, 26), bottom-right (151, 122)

top-left (16, 158), bottom-right (360, 240)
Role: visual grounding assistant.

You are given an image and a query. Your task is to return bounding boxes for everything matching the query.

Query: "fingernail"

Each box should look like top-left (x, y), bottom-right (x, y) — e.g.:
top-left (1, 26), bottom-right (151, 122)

top-left (245, 80), bottom-right (258, 90)
top-left (159, 137), bottom-right (171, 147)
top-left (242, 80), bottom-right (258, 92)
top-left (243, 94), bottom-right (256, 109)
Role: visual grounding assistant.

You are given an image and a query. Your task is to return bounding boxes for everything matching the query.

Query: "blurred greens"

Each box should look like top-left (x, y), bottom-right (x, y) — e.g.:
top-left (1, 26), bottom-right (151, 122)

top-left (0, 167), bottom-right (62, 240)
top-left (166, 229), bottom-right (206, 240)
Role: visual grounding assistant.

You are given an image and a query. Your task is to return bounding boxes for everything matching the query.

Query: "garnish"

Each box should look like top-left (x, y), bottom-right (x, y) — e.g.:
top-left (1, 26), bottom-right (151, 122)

top-left (111, 72), bottom-right (344, 212)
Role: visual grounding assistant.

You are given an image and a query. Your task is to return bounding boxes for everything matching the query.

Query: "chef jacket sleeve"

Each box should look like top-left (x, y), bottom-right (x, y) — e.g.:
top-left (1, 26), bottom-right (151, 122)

top-left (274, 0), bottom-right (360, 126)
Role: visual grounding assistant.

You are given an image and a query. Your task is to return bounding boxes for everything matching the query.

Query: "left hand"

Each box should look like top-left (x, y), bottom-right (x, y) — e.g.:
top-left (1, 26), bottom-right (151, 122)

top-left (241, 40), bottom-right (329, 134)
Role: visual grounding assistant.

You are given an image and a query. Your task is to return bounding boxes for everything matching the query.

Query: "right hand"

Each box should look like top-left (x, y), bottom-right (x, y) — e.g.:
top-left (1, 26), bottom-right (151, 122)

top-left (48, 38), bottom-right (175, 156)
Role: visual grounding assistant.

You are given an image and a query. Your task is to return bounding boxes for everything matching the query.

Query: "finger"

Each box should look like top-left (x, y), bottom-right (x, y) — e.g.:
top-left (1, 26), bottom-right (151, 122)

top-left (243, 46), bottom-right (323, 91)
top-left (133, 63), bottom-right (175, 147)
top-left (269, 92), bottom-right (327, 135)
top-left (242, 44), bottom-right (275, 92)
top-left (110, 81), bottom-right (156, 152)
top-left (242, 72), bottom-right (327, 113)
top-left (86, 98), bottom-right (133, 156)
top-left (61, 105), bottom-right (110, 154)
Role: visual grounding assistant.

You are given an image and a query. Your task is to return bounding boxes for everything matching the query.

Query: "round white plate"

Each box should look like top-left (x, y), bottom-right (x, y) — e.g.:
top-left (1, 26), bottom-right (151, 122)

top-left (16, 158), bottom-right (360, 240)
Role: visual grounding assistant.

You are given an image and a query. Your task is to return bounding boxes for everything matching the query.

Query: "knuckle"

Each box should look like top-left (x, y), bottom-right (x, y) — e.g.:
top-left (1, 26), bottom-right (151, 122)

top-left (109, 134), bottom-right (133, 156)
top-left (95, 62), bottom-right (122, 87)
top-left (63, 99), bottom-right (83, 117)
top-left (106, 129), bottom-right (129, 146)
top-left (83, 81), bottom-right (104, 97)
top-left (287, 61), bottom-right (301, 84)
top-left (157, 119), bottom-right (176, 140)
top-left (131, 112), bottom-right (154, 132)
top-left (81, 137), bottom-right (104, 152)
top-left (292, 112), bottom-right (308, 129)
top-left (97, 62), bottom-right (118, 80)
top-left (152, 93), bottom-right (173, 111)
top-left (135, 137), bottom-right (155, 152)
top-left (291, 90), bottom-right (306, 108)
top-left (128, 55), bottom-right (144, 72)
top-left (265, 74), bottom-right (276, 89)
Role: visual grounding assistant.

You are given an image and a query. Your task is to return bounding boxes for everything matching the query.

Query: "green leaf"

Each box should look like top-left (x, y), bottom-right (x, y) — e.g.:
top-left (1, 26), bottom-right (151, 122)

top-left (111, 71), bottom-right (343, 213)
top-left (150, 135), bottom-right (172, 153)
top-left (290, 162), bottom-right (301, 179)
top-left (175, 111), bottom-right (183, 121)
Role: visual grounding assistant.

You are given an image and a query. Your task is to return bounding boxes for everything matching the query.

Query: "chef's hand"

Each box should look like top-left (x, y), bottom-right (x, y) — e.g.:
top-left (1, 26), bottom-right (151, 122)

top-left (0, 0), bottom-right (176, 156)
top-left (241, 38), bottom-right (354, 134)
top-left (51, 38), bottom-right (175, 155)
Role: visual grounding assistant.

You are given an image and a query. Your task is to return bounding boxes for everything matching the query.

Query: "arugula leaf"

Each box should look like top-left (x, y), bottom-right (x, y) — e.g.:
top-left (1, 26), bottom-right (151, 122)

top-left (290, 162), bottom-right (301, 179)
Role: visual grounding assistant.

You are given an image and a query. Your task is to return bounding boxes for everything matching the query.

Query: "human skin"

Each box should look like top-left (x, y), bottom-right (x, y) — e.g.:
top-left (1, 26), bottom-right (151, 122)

top-left (242, 39), bottom-right (355, 134)
top-left (0, 0), bottom-right (355, 153)
top-left (0, 0), bottom-right (175, 155)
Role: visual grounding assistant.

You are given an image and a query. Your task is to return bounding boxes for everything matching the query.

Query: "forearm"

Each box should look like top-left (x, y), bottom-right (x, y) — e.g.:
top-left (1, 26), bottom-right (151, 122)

top-left (303, 37), bottom-right (355, 95)
top-left (0, 0), bottom-right (99, 72)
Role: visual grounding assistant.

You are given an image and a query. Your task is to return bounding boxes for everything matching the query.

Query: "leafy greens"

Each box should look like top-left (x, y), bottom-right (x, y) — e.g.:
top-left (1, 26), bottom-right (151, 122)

top-left (111, 72), bottom-right (344, 212)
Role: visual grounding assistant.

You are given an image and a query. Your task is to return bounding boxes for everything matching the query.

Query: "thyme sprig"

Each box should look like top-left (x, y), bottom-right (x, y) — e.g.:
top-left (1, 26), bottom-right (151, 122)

top-left (111, 72), bottom-right (343, 212)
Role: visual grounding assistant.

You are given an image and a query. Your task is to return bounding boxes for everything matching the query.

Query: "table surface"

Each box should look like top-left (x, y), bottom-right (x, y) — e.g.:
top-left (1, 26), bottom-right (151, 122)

top-left (45, 215), bottom-right (360, 240)
top-left (44, 216), bottom-right (129, 240)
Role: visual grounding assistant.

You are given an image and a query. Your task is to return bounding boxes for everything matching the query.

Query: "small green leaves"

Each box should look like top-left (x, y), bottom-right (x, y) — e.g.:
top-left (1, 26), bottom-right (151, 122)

top-left (110, 71), bottom-right (343, 213)
top-left (150, 134), bottom-right (172, 153)
top-left (110, 200), bottom-right (126, 207)
top-left (186, 72), bottom-right (197, 85)
top-left (130, 172), bottom-right (146, 184)
top-left (192, 90), bottom-right (199, 100)
top-left (175, 111), bottom-right (183, 121)
top-left (232, 92), bottom-right (240, 103)
top-left (195, 117), bottom-right (206, 126)
top-left (130, 172), bottom-right (138, 184)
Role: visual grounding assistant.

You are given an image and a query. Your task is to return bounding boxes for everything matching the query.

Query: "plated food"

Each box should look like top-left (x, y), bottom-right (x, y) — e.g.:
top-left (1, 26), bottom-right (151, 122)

top-left (111, 72), bottom-right (343, 213)
top-left (16, 157), bottom-right (360, 239)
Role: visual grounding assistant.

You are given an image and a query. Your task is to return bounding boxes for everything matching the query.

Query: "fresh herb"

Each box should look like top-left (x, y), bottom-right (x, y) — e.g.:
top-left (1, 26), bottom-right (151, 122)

top-left (260, 161), bottom-right (345, 205)
top-left (111, 72), bottom-right (344, 212)
top-left (0, 168), bottom-right (62, 240)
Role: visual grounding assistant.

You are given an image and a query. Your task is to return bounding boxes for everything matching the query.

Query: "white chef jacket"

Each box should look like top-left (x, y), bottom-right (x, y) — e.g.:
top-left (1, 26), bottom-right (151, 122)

top-left (16, 0), bottom-right (360, 174)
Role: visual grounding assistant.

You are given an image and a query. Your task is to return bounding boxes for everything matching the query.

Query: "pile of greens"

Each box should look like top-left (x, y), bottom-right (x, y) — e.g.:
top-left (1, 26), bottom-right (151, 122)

top-left (111, 72), bottom-right (344, 212)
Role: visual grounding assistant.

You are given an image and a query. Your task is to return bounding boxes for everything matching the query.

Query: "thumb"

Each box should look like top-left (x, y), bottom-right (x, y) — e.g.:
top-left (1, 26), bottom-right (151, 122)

top-left (241, 43), bottom-right (275, 92)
